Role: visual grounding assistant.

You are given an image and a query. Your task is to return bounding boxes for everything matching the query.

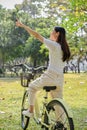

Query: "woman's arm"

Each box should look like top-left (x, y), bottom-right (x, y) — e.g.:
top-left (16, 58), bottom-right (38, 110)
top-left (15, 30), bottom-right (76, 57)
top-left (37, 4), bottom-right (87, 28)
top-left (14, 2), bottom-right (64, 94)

top-left (16, 21), bottom-right (44, 43)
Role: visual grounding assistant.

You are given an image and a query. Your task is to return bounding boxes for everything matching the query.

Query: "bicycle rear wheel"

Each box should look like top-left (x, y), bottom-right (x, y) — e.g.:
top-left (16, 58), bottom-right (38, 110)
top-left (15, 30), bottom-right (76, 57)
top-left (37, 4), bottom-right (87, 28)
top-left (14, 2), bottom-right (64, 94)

top-left (21, 90), bottom-right (29, 130)
top-left (44, 99), bottom-right (74, 130)
top-left (21, 90), bottom-right (44, 130)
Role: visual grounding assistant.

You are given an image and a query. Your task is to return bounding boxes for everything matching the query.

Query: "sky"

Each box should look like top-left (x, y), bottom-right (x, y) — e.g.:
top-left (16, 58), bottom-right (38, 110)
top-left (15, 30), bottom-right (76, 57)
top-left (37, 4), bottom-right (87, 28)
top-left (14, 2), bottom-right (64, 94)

top-left (0, 0), bottom-right (23, 9)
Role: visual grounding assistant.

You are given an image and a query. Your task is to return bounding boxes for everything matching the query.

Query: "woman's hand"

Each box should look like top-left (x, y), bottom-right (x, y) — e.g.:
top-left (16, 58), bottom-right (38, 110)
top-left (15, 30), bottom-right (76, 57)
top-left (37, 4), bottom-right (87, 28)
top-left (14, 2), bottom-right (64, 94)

top-left (16, 20), bottom-right (24, 28)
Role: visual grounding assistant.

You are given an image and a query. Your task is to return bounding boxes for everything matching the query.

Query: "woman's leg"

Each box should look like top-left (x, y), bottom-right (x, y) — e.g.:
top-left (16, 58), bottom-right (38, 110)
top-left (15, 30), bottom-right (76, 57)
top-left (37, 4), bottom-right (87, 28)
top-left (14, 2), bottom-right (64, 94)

top-left (24, 70), bottom-right (63, 116)
top-left (28, 71), bottom-right (57, 113)
top-left (28, 87), bottom-right (38, 113)
top-left (22, 77), bottom-right (43, 117)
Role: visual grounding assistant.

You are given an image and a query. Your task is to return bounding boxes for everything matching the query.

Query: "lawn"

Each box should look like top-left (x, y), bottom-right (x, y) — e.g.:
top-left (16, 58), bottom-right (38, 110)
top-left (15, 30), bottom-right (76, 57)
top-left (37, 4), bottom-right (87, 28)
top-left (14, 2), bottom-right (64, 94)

top-left (0, 73), bottom-right (87, 130)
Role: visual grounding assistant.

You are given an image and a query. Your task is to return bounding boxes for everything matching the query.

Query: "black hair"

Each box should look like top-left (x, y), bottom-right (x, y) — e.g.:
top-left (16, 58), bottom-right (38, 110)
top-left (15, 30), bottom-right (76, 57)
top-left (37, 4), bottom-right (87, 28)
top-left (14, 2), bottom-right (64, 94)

top-left (54, 26), bottom-right (71, 62)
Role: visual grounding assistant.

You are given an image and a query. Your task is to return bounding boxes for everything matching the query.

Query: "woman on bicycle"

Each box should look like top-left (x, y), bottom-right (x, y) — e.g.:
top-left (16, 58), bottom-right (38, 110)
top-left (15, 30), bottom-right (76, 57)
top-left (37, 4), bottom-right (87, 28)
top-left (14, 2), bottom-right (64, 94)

top-left (16, 21), bottom-right (71, 117)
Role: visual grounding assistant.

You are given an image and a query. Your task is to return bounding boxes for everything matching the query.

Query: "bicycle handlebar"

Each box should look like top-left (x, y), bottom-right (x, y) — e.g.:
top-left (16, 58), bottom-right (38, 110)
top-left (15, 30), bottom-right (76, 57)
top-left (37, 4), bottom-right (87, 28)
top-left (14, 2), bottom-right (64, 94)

top-left (31, 66), bottom-right (47, 74)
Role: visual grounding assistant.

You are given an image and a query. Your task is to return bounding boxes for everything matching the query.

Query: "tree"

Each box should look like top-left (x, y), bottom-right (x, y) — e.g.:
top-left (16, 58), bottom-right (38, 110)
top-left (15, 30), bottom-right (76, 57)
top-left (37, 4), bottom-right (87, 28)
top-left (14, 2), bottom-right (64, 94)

top-left (0, 7), bottom-right (29, 71)
top-left (0, 0), bottom-right (87, 73)
top-left (0, 7), bottom-right (12, 72)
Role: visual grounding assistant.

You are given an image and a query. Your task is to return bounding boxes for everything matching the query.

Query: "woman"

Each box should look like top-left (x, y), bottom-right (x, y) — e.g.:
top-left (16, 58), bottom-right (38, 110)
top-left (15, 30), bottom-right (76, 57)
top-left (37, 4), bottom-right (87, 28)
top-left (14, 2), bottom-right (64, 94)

top-left (16, 21), bottom-right (71, 117)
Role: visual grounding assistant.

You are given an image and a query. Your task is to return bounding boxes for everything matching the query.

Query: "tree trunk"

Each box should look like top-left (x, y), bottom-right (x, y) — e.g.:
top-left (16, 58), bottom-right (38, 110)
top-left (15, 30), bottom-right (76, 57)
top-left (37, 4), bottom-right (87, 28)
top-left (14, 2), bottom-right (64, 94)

top-left (77, 57), bottom-right (80, 73)
top-left (33, 59), bottom-right (37, 67)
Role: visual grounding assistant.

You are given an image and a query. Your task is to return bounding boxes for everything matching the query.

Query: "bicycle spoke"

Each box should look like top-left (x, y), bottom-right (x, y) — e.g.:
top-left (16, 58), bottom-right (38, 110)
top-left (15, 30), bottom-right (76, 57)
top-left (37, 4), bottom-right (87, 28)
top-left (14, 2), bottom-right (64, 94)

top-left (44, 100), bottom-right (74, 130)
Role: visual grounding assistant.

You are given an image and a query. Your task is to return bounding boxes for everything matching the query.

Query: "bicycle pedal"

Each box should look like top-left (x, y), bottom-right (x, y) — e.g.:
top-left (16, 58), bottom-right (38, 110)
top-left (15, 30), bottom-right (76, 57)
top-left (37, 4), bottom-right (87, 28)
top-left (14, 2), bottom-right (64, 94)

top-left (37, 118), bottom-right (41, 124)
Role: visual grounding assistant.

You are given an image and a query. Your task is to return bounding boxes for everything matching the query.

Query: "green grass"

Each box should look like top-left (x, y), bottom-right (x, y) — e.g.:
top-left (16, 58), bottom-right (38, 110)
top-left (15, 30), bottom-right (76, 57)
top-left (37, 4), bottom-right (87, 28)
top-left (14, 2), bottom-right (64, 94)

top-left (64, 73), bottom-right (87, 130)
top-left (0, 73), bottom-right (87, 130)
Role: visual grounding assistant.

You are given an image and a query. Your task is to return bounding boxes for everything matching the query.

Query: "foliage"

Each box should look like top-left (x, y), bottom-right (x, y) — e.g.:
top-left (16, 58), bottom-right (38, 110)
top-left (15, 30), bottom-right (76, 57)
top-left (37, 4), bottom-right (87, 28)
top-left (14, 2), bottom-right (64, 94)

top-left (0, 0), bottom-right (87, 69)
top-left (0, 8), bottom-right (29, 67)
top-left (24, 37), bottom-right (42, 66)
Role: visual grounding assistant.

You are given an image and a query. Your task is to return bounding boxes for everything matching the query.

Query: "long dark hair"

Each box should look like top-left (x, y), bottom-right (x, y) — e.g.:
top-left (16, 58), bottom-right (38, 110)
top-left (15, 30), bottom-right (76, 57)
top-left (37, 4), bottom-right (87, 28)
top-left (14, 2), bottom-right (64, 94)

top-left (54, 26), bottom-right (71, 62)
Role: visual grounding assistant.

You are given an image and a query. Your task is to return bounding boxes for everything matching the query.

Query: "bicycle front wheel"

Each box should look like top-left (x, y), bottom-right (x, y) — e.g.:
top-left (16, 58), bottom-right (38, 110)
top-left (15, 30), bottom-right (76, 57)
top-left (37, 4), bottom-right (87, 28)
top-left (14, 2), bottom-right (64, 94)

top-left (44, 99), bottom-right (74, 130)
top-left (21, 90), bottom-right (29, 130)
top-left (21, 90), bottom-right (43, 130)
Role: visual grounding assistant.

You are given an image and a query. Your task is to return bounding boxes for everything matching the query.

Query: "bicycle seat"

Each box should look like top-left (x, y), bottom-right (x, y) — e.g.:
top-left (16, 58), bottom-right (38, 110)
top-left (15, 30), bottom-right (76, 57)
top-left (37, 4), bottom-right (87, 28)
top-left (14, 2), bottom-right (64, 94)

top-left (43, 86), bottom-right (56, 92)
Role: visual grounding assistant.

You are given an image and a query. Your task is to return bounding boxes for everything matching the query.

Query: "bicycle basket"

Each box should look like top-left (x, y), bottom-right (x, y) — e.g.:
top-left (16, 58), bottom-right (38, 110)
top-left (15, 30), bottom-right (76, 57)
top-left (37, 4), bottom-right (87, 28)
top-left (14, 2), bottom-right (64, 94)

top-left (20, 72), bottom-right (34, 87)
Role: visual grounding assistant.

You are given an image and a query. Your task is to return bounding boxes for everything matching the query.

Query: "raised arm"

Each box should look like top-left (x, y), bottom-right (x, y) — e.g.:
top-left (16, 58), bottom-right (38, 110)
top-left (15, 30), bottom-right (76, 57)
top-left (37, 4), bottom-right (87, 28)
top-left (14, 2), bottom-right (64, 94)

top-left (16, 20), bottom-right (44, 43)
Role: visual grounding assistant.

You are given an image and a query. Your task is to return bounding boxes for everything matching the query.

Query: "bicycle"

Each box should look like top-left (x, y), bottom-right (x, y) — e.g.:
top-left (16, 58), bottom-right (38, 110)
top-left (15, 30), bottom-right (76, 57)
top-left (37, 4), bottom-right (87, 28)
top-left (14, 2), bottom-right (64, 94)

top-left (20, 66), bottom-right (74, 130)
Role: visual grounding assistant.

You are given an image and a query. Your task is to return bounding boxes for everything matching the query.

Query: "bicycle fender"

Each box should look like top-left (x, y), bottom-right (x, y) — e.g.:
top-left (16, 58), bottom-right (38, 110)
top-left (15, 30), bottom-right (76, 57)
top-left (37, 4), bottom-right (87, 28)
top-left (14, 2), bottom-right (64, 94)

top-left (52, 98), bottom-right (73, 118)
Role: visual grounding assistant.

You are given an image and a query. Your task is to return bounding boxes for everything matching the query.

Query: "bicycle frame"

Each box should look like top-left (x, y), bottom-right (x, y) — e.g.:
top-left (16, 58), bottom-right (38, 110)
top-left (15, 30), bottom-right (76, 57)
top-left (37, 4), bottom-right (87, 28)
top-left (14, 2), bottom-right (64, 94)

top-left (34, 106), bottom-right (50, 128)
top-left (33, 91), bottom-right (51, 129)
